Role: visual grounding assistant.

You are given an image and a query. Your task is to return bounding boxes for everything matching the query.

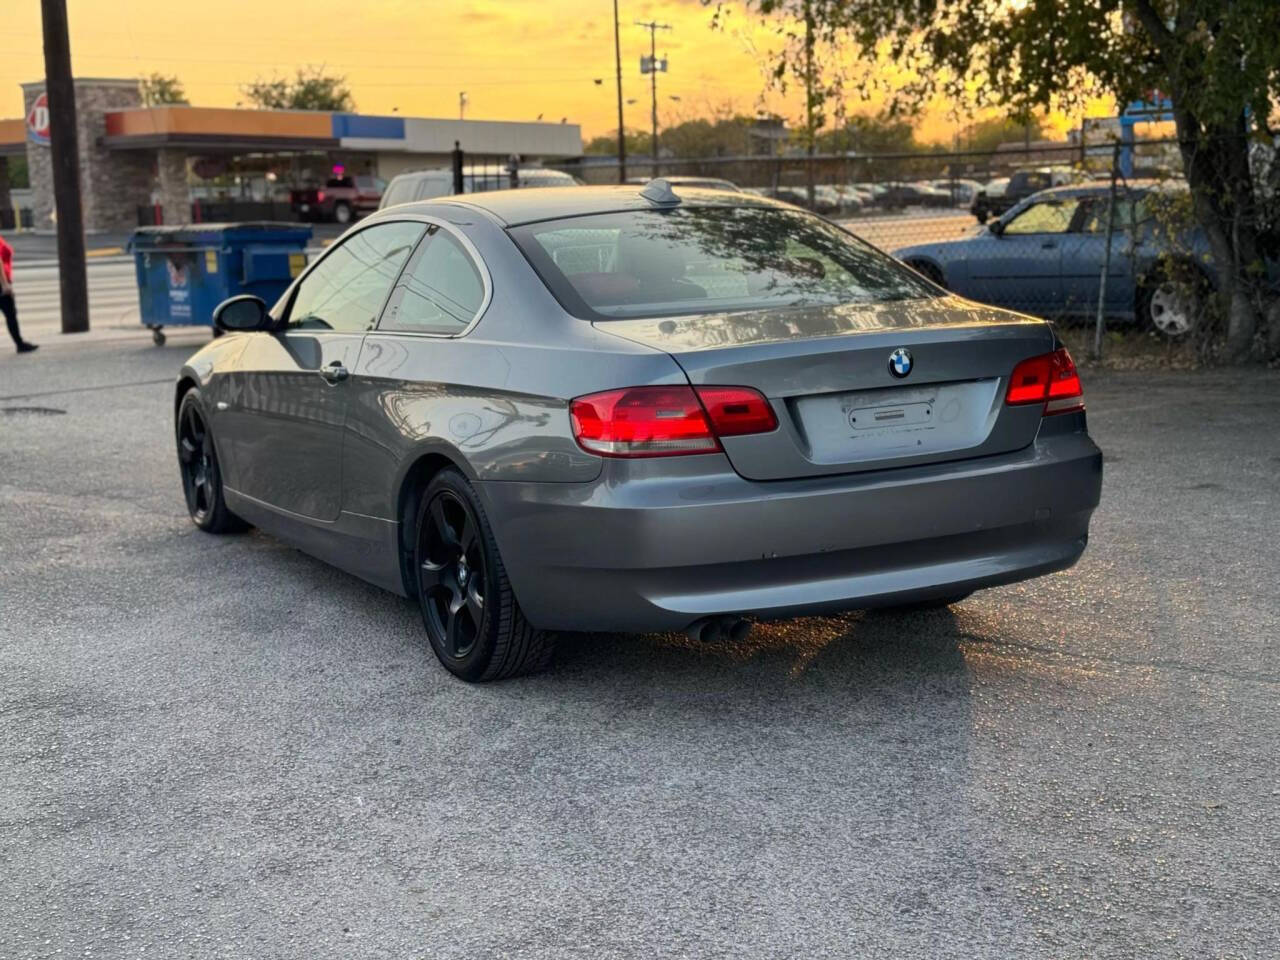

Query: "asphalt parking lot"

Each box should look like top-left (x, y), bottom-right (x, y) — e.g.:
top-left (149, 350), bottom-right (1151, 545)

top-left (2, 334), bottom-right (1278, 959)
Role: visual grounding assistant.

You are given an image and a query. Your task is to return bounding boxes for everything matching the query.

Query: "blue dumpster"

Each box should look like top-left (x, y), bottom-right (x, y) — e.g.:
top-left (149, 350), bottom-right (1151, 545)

top-left (130, 222), bottom-right (313, 345)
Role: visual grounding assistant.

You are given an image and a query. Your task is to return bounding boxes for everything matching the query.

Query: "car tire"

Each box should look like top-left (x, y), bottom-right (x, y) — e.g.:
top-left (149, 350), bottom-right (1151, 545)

top-left (973, 209), bottom-right (989, 224)
top-left (176, 388), bottom-right (247, 534)
top-left (333, 202), bottom-right (352, 225)
top-left (1138, 264), bottom-right (1207, 337)
top-left (413, 468), bottom-right (554, 682)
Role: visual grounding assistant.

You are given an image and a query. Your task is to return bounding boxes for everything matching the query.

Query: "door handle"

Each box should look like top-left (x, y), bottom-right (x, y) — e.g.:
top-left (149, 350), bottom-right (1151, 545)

top-left (1040, 241), bottom-right (1057, 249)
top-left (320, 361), bottom-right (349, 383)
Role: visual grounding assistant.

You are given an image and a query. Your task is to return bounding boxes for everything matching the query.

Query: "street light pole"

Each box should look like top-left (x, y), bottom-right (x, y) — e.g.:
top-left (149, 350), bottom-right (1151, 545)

top-left (635, 20), bottom-right (670, 179)
top-left (613, 0), bottom-right (626, 184)
top-left (40, 0), bottom-right (89, 334)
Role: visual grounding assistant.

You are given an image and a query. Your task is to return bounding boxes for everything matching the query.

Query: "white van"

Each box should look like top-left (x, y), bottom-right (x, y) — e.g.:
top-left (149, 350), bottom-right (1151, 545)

top-left (379, 167), bottom-right (579, 209)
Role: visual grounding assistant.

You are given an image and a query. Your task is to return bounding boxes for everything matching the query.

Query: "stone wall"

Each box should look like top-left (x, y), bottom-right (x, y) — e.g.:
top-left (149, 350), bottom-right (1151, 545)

top-left (155, 149), bottom-right (189, 226)
top-left (21, 84), bottom-right (55, 230)
top-left (22, 78), bottom-right (152, 233)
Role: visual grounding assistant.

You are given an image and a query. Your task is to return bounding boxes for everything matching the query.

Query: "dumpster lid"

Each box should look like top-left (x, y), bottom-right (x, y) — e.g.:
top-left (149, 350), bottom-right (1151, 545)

top-left (130, 222), bottom-right (314, 245)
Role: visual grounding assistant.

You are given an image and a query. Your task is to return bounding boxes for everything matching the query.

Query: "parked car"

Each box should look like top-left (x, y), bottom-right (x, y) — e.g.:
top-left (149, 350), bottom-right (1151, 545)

top-left (759, 186), bottom-right (814, 209)
top-left (380, 166), bottom-right (578, 208)
top-left (816, 185), bottom-right (864, 214)
top-left (930, 179), bottom-right (982, 207)
top-left (970, 169), bottom-right (1073, 223)
top-left (981, 176), bottom-right (1011, 200)
top-left (626, 175), bottom-right (742, 192)
top-left (290, 175), bottom-right (384, 224)
top-left (894, 181), bottom-right (1269, 335)
top-left (177, 180), bottom-right (1101, 681)
top-left (876, 182), bottom-right (953, 209)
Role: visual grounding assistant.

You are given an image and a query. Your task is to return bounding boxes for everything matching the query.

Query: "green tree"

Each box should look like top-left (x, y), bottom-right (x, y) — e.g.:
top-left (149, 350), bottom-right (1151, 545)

top-left (139, 73), bottom-right (187, 106)
top-left (718, 0), bottom-right (1280, 359)
top-left (662, 116), bottom-right (758, 157)
top-left (242, 67), bottom-right (355, 112)
top-left (585, 128), bottom-right (652, 157)
top-left (962, 116), bottom-right (1047, 155)
top-left (816, 113), bottom-right (921, 154)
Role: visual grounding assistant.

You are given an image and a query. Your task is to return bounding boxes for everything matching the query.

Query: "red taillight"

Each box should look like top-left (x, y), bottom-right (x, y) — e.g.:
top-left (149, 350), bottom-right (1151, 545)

top-left (695, 386), bottom-right (779, 436)
top-left (317, 190), bottom-right (326, 202)
top-left (1006, 348), bottom-right (1084, 415)
top-left (569, 385), bottom-right (776, 458)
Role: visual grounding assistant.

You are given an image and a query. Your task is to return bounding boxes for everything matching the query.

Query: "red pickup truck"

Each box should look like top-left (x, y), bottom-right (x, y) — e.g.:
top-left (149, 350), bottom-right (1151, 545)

top-left (290, 175), bottom-right (384, 224)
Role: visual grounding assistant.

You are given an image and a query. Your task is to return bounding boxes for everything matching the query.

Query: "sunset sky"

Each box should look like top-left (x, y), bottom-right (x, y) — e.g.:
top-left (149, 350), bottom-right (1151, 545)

top-left (4, 0), bottom-right (1097, 143)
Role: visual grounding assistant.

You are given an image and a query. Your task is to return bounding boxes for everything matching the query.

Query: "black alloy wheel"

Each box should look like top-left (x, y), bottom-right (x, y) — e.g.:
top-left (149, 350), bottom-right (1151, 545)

top-left (412, 469), bottom-right (554, 682)
top-left (179, 402), bottom-right (214, 523)
top-left (176, 389), bottom-right (245, 534)
top-left (417, 489), bottom-right (487, 661)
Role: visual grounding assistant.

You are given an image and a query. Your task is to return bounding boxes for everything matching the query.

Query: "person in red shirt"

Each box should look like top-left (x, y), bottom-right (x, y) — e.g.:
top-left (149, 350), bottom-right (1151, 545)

top-left (0, 234), bottom-right (38, 354)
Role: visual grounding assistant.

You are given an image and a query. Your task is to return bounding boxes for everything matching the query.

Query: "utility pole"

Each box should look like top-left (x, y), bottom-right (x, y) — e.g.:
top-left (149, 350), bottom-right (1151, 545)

top-left (40, 0), bottom-right (89, 334)
top-left (803, 0), bottom-right (816, 209)
top-left (613, 0), bottom-right (626, 183)
top-left (635, 19), bottom-right (670, 179)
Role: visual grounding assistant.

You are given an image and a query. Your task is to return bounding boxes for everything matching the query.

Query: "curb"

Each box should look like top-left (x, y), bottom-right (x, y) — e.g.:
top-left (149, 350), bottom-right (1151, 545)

top-left (15, 247), bottom-right (325, 271)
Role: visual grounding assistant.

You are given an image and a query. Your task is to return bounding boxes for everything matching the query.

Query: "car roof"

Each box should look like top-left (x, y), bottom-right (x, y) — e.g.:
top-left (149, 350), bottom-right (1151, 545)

top-left (1029, 178), bottom-right (1172, 201)
top-left (393, 183), bottom-right (779, 226)
top-left (391, 166), bottom-right (574, 181)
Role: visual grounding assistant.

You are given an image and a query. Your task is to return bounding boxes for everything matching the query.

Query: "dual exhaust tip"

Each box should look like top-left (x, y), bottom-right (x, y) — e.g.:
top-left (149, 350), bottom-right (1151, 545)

top-left (684, 615), bottom-right (752, 645)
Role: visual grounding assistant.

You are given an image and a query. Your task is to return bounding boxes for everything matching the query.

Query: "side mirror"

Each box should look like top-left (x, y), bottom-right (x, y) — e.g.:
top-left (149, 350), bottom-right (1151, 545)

top-left (213, 295), bottom-right (271, 332)
top-left (988, 219), bottom-right (1005, 237)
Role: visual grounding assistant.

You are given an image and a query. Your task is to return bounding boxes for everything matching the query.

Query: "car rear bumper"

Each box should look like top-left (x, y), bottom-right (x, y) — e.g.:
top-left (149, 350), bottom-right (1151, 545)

top-left (476, 420), bottom-right (1102, 633)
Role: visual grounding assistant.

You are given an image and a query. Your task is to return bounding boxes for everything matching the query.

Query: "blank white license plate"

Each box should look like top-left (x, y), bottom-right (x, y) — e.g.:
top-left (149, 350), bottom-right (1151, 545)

top-left (795, 379), bottom-right (1000, 464)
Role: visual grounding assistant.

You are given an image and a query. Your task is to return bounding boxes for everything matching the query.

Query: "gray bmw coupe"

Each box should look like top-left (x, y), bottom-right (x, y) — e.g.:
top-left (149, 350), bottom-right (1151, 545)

top-left (176, 180), bottom-right (1102, 681)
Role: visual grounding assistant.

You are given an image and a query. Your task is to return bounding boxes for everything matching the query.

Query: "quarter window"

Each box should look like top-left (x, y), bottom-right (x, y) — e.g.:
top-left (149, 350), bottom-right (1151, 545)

top-left (286, 222), bottom-right (425, 332)
top-left (380, 229), bottom-right (485, 335)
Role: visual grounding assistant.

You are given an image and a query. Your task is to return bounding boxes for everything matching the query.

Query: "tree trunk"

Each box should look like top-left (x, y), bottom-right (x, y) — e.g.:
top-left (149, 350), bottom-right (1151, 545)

top-left (1265, 298), bottom-right (1280, 358)
top-left (1173, 107), bottom-right (1263, 361)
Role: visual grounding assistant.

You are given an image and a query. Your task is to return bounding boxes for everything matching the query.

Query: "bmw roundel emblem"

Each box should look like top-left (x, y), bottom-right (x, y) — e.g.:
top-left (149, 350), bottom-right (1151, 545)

top-left (888, 347), bottom-right (913, 378)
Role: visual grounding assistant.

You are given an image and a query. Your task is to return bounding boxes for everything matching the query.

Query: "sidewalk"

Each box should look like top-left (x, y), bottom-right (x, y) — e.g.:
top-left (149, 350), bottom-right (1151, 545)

top-left (4, 320), bottom-right (213, 354)
top-left (1, 231), bottom-right (132, 260)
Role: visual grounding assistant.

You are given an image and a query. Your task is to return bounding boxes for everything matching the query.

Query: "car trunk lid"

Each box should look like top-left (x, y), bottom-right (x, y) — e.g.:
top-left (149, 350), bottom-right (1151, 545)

top-left (592, 296), bottom-right (1056, 480)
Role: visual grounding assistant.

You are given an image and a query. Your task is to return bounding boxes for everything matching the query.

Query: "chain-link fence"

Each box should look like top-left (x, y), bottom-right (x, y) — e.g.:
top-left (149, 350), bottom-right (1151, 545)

top-left (536, 136), bottom-right (1277, 351)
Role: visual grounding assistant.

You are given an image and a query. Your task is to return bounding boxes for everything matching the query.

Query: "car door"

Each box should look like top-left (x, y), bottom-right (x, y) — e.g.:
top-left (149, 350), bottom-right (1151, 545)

top-left (1058, 194), bottom-right (1145, 317)
top-left (224, 220), bottom-right (426, 521)
top-left (342, 224), bottom-right (492, 520)
top-left (968, 196), bottom-right (1080, 316)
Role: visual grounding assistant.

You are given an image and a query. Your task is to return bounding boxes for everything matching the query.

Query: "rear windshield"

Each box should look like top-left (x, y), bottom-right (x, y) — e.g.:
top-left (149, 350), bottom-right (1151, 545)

top-left (509, 206), bottom-right (937, 320)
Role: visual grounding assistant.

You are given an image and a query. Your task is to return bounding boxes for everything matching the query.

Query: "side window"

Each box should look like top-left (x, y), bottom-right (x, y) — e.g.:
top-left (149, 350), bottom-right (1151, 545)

top-left (1003, 199), bottom-right (1080, 235)
top-left (1080, 196), bottom-right (1150, 233)
top-left (286, 222), bottom-right (425, 332)
top-left (380, 229), bottom-right (485, 335)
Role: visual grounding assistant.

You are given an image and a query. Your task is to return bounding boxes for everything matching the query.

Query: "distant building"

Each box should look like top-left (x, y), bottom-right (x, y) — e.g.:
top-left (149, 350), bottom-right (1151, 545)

top-left (994, 139), bottom-right (1078, 167)
top-left (1, 77), bottom-right (583, 231)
